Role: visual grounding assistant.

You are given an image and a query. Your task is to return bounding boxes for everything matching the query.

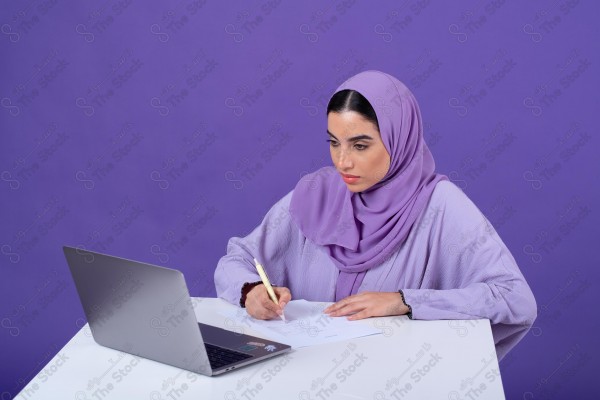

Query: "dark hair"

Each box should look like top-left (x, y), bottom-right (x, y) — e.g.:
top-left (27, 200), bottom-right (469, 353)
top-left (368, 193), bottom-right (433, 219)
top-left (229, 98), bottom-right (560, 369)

top-left (326, 89), bottom-right (379, 130)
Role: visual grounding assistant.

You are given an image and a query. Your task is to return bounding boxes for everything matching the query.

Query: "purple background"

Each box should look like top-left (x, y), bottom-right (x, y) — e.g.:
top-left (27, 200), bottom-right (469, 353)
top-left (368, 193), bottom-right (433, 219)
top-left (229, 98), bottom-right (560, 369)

top-left (1, 1), bottom-right (598, 398)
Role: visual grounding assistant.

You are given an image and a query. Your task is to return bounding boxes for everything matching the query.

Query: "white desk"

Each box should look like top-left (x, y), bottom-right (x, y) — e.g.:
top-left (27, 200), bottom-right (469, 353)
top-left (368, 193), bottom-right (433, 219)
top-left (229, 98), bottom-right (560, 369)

top-left (15, 298), bottom-right (505, 399)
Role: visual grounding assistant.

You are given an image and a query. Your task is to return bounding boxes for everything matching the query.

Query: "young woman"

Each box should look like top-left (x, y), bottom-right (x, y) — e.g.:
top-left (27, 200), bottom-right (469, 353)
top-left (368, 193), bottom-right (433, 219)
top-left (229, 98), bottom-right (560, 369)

top-left (214, 70), bottom-right (536, 360)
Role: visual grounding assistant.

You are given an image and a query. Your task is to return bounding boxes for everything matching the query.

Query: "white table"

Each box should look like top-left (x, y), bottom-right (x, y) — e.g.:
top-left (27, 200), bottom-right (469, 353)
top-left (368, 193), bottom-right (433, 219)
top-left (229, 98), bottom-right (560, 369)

top-left (15, 298), bottom-right (505, 399)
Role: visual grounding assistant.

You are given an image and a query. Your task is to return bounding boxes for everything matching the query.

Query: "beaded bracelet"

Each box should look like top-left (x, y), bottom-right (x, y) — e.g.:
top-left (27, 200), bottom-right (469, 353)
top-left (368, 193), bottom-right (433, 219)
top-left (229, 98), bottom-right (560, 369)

top-left (239, 281), bottom-right (263, 308)
top-left (398, 289), bottom-right (413, 319)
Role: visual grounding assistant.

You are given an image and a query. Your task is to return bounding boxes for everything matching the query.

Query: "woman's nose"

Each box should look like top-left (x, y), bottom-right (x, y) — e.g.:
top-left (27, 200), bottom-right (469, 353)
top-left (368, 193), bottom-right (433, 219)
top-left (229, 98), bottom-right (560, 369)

top-left (336, 149), bottom-right (353, 169)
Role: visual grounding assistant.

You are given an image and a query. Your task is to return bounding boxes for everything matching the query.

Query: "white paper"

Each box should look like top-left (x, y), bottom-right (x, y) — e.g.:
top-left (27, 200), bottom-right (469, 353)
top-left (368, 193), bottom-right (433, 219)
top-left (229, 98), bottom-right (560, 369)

top-left (219, 299), bottom-right (381, 348)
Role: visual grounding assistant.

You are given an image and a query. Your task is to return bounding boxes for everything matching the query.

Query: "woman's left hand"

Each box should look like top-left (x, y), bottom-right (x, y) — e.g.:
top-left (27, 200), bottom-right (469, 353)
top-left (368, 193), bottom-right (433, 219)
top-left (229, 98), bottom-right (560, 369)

top-left (323, 291), bottom-right (409, 320)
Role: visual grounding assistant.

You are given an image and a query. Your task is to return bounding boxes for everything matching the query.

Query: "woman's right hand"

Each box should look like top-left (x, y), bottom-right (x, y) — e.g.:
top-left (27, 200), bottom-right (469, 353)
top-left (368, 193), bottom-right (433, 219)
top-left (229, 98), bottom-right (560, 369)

top-left (245, 284), bottom-right (291, 320)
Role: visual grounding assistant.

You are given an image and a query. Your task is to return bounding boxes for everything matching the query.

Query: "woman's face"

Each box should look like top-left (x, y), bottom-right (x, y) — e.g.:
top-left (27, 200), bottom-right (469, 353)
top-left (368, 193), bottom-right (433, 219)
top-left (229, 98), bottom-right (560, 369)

top-left (327, 111), bottom-right (391, 193)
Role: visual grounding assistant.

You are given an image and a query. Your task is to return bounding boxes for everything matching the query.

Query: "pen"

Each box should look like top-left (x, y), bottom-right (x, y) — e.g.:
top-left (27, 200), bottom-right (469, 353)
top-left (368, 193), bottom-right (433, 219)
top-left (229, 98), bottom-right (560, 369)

top-left (253, 258), bottom-right (286, 322)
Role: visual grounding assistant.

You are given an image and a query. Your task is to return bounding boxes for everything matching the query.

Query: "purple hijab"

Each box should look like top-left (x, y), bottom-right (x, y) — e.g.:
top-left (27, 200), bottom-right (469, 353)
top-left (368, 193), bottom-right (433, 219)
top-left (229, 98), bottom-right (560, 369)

top-left (289, 70), bottom-right (448, 301)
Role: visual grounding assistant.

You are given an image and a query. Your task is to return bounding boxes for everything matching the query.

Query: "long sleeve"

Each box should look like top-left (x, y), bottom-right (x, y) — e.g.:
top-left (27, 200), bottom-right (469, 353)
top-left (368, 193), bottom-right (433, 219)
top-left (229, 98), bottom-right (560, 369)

top-left (214, 189), bottom-right (301, 306)
top-left (399, 181), bottom-right (537, 361)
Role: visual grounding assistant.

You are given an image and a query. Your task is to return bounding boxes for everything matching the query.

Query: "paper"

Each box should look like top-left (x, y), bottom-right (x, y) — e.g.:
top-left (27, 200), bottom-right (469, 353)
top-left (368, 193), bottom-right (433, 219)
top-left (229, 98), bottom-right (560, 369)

top-left (220, 300), bottom-right (381, 348)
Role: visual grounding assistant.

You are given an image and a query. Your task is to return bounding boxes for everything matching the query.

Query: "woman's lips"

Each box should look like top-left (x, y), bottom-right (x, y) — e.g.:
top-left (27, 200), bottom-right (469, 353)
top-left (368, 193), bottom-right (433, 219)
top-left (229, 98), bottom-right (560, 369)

top-left (341, 174), bottom-right (360, 184)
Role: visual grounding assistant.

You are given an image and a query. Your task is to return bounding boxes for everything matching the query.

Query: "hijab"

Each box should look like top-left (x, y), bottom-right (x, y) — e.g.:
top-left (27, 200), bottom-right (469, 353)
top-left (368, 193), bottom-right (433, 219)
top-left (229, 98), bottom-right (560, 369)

top-left (289, 70), bottom-right (448, 301)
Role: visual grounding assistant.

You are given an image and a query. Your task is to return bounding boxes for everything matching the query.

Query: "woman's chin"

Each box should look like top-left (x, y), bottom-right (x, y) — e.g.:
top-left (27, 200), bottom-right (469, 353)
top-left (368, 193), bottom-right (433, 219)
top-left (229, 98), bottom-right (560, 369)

top-left (345, 183), bottom-right (366, 192)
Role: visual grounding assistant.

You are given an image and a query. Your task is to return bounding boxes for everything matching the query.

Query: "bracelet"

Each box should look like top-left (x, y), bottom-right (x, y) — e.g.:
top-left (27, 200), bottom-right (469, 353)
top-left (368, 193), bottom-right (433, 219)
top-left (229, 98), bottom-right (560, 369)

top-left (398, 289), bottom-right (413, 320)
top-left (239, 281), bottom-right (263, 308)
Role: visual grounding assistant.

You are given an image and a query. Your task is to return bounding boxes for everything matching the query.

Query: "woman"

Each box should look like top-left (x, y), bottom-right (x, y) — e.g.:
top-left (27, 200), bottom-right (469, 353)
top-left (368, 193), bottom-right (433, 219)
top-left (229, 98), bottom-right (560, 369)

top-left (214, 70), bottom-right (537, 360)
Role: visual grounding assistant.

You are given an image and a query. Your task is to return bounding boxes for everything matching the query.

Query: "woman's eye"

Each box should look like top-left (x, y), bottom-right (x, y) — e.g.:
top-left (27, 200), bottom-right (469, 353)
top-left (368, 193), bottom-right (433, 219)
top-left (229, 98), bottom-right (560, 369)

top-left (355, 144), bottom-right (368, 151)
top-left (326, 139), bottom-right (339, 147)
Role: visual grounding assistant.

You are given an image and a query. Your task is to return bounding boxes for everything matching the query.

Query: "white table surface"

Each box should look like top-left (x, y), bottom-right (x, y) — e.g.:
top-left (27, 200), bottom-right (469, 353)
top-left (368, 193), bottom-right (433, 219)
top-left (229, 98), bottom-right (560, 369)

top-left (15, 297), bottom-right (505, 400)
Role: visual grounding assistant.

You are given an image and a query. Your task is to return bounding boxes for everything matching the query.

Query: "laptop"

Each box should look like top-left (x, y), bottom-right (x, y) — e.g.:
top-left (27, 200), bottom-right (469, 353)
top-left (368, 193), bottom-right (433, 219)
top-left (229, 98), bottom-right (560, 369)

top-left (62, 245), bottom-right (291, 376)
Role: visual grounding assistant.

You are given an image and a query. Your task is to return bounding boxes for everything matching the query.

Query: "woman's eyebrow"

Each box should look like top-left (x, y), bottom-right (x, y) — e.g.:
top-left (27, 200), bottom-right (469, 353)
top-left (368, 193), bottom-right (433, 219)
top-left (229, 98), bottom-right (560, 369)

top-left (327, 131), bottom-right (373, 142)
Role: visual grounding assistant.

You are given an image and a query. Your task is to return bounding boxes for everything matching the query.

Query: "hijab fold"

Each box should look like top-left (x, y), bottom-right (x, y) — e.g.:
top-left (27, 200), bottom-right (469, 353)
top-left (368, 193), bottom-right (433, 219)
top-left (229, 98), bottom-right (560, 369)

top-left (289, 70), bottom-right (448, 301)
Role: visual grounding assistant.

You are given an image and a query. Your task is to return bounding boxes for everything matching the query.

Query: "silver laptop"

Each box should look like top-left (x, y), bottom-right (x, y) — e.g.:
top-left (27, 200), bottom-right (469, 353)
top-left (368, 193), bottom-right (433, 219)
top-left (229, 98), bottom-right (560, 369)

top-left (62, 245), bottom-right (291, 376)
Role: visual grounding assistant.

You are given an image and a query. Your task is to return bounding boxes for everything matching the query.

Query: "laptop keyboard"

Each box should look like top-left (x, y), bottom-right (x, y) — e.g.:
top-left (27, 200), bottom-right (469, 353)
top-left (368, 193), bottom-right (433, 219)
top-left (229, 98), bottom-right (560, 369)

top-left (204, 342), bottom-right (252, 369)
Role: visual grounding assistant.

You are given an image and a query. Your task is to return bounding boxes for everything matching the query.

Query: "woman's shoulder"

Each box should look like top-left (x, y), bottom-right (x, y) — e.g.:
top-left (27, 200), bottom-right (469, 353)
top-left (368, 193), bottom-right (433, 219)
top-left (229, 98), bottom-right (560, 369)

top-left (278, 188), bottom-right (294, 207)
top-left (430, 179), bottom-right (474, 206)
top-left (427, 179), bottom-right (486, 225)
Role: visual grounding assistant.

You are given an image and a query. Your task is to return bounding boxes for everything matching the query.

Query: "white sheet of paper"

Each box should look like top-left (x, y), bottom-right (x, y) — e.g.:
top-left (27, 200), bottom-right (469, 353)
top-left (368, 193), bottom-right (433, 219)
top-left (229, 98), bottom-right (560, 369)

top-left (219, 299), bottom-right (381, 348)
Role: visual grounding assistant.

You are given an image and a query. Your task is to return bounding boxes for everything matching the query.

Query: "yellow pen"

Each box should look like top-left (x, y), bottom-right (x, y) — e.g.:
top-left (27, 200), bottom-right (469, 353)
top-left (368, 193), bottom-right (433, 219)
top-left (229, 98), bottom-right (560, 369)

top-left (253, 258), bottom-right (286, 322)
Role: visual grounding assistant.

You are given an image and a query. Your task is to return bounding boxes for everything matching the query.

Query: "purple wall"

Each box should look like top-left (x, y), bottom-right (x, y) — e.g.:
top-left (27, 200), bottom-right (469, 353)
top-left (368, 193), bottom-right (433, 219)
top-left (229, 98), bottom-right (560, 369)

top-left (1, 1), bottom-right (598, 398)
